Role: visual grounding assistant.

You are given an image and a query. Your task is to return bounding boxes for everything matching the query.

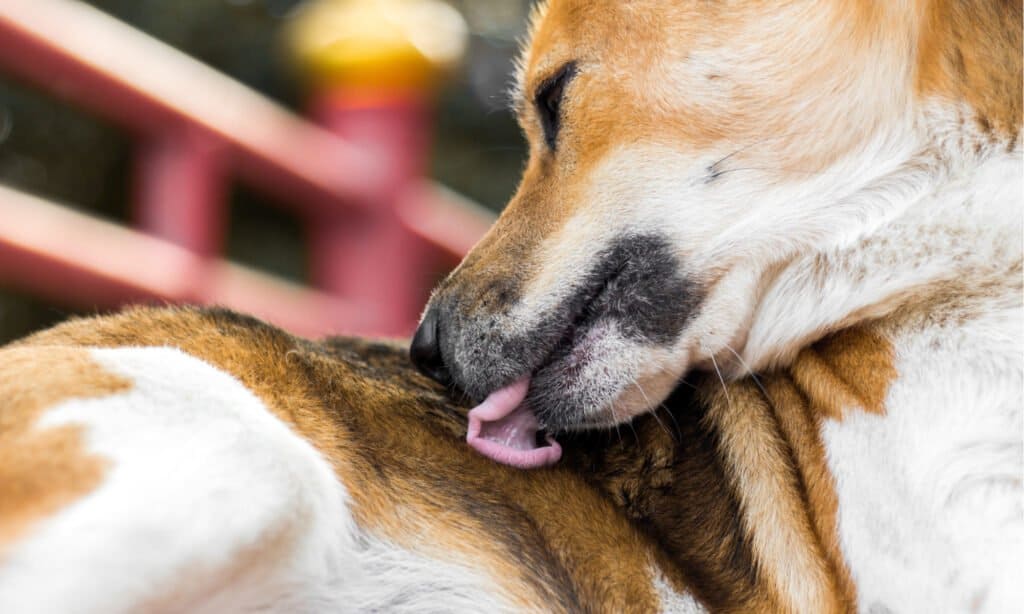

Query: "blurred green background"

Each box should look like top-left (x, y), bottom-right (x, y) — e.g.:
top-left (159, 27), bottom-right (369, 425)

top-left (0, 0), bottom-right (531, 343)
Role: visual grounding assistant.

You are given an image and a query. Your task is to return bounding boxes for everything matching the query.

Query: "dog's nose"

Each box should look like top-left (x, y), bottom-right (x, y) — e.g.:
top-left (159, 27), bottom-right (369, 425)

top-left (410, 307), bottom-right (451, 385)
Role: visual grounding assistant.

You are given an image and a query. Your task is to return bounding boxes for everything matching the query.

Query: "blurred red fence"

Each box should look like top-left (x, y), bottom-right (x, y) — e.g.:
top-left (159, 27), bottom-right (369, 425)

top-left (0, 0), bottom-right (492, 338)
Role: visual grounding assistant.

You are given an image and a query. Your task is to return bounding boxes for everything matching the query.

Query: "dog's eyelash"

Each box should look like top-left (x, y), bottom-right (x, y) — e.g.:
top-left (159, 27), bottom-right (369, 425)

top-left (534, 62), bottom-right (578, 150)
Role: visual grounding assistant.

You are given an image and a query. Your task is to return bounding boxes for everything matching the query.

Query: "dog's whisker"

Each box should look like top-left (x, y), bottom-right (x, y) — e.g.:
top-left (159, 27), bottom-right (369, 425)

top-left (650, 410), bottom-right (675, 444)
top-left (708, 135), bottom-right (777, 170)
top-left (673, 377), bottom-right (698, 390)
top-left (708, 351), bottom-right (733, 409)
top-left (625, 417), bottom-right (639, 443)
top-left (609, 401), bottom-right (625, 445)
top-left (710, 166), bottom-right (820, 178)
top-left (660, 402), bottom-right (683, 440)
top-left (721, 344), bottom-right (773, 405)
top-left (631, 375), bottom-right (677, 444)
top-left (707, 133), bottom-right (816, 173)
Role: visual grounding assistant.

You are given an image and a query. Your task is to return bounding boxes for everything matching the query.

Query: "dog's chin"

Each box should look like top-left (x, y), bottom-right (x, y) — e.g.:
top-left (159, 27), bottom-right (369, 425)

top-left (524, 323), bottom-right (678, 433)
top-left (529, 372), bottom-right (676, 434)
top-left (522, 322), bottom-right (616, 429)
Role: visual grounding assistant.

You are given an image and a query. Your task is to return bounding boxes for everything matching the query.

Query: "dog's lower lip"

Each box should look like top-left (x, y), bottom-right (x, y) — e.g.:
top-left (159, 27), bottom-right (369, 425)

top-left (530, 262), bottom-right (626, 381)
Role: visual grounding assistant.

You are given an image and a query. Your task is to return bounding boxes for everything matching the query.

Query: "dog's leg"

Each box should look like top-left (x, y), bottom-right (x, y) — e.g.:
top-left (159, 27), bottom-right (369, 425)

top-left (0, 346), bottom-right (357, 614)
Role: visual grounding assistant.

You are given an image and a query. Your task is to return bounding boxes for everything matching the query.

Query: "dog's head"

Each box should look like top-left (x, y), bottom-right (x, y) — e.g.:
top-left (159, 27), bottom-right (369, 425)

top-left (412, 0), bottom-right (929, 435)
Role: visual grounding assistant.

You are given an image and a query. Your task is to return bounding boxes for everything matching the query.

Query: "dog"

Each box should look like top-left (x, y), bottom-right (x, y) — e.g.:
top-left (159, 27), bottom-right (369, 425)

top-left (410, 0), bottom-right (1022, 611)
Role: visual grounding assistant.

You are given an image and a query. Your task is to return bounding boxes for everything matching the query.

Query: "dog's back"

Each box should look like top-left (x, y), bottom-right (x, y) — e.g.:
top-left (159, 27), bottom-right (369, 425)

top-left (0, 306), bottom-right (705, 613)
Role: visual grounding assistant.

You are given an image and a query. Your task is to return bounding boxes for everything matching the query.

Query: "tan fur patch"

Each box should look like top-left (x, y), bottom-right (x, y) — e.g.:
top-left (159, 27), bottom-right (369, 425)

top-left (786, 327), bottom-right (897, 610)
top-left (700, 379), bottom-right (845, 614)
top-left (0, 347), bottom-right (128, 554)
top-left (766, 377), bottom-right (858, 611)
top-left (792, 327), bottom-right (897, 418)
top-left (915, 0), bottom-right (1023, 143)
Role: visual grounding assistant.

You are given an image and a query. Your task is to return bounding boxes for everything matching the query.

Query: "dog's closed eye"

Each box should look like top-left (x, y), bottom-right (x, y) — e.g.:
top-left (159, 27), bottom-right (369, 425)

top-left (535, 62), bottom-right (578, 150)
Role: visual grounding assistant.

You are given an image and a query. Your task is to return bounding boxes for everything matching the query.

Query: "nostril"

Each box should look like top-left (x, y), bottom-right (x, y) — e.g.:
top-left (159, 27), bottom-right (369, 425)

top-left (410, 308), bottom-right (451, 385)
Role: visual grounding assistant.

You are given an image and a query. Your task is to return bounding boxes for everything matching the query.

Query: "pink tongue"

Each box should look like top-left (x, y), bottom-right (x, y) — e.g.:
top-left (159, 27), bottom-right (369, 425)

top-left (466, 377), bottom-right (562, 469)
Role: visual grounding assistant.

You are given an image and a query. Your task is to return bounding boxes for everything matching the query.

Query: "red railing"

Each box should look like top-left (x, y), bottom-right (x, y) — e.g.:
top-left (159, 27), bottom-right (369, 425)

top-left (0, 0), bottom-right (492, 337)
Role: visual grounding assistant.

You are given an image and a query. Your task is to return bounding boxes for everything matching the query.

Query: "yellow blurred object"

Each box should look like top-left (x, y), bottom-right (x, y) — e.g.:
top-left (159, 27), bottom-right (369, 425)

top-left (285, 0), bottom-right (469, 91)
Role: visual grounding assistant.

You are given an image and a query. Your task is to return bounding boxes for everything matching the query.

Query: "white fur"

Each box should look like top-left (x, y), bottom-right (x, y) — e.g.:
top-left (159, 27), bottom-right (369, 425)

top-left (0, 347), bottom-right (514, 613)
top-left (738, 109), bottom-right (1021, 373)
top-left (652, 568), bottom-right (706, 613)
top-left (824, 293), bottom-right (1022, 612)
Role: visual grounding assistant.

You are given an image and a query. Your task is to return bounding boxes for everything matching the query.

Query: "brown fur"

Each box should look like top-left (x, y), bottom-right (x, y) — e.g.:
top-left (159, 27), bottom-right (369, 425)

top-left (915, 0), bottom-right (1023, 144)
top-left (0, 347), bottom-right (127, 555)
top-left (700, 379), bottom-right (844, 614)
top-left (791, 327), bottom-right (897, 419)
top-left (8, 306), bottom-right (897, 611)
top-left (765, 377), bottom-right (858, 611)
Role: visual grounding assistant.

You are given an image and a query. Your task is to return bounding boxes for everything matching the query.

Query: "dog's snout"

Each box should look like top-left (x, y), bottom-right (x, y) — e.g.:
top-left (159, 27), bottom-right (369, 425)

top-left (410, 307), bottom-right (451, 385)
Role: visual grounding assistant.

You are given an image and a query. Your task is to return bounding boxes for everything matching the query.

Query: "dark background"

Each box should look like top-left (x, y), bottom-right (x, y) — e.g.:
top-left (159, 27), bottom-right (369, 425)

top-left (0, 0), bottom-right (532, 342)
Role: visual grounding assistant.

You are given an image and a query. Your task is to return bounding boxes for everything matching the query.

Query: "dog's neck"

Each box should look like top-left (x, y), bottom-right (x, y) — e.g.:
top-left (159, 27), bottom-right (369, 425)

top-left (727, 91), bottom-right (1021, 375)
top-left (711, 0), bottom-right (1023, 376)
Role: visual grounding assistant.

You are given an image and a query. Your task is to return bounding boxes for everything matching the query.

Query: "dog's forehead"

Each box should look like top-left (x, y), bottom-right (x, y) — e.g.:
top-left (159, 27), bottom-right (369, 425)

top-left (518, 2), bottom-right (641, 91)
top-left (514, 0), bottom-right (738, 109)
